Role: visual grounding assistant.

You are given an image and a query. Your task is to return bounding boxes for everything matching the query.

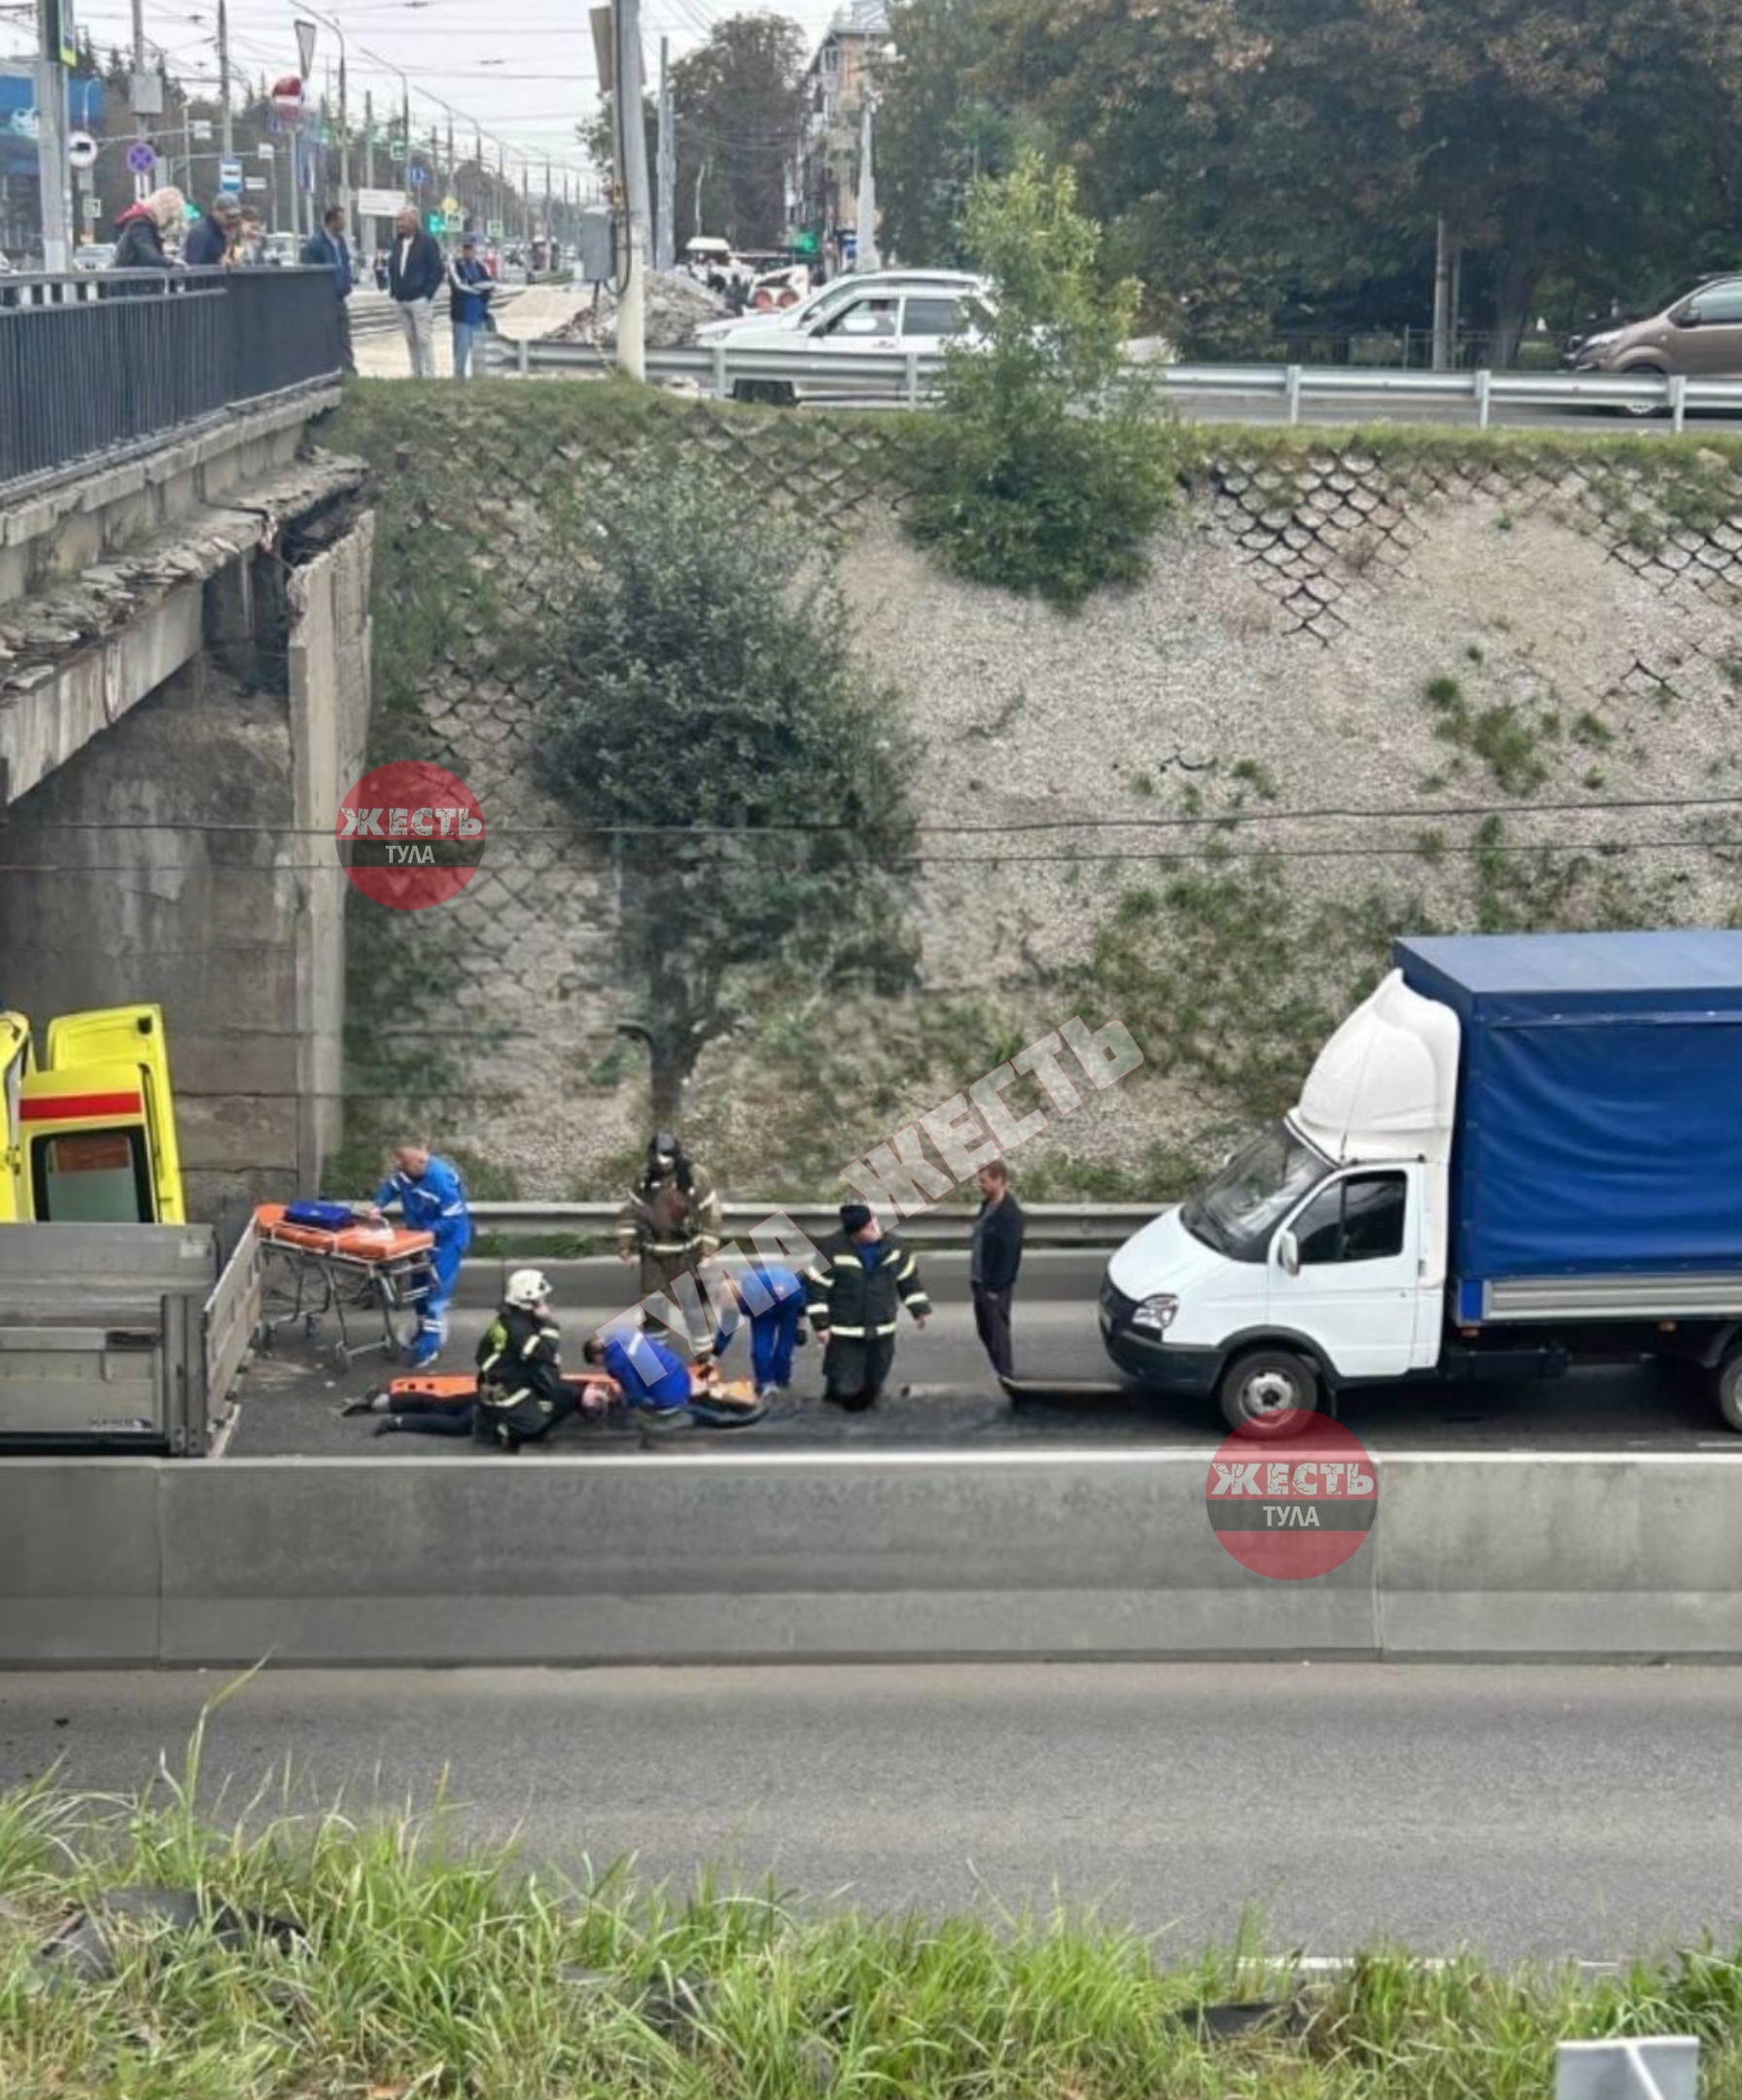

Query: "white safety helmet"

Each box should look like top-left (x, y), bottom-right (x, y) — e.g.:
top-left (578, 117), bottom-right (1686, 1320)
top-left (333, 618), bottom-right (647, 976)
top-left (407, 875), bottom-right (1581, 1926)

top-left (504, 1268), bottom-right (552, 1311)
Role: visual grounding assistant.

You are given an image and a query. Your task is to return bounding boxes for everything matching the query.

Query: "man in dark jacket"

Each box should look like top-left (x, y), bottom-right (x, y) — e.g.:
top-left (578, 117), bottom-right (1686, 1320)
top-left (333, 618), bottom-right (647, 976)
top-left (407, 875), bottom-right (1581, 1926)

top-left (969, 1159), bottom-right (1025, 1379)
top-left (803, 1203), bottom-right (931, 1411)
top-left (301, 205), bottom-right (356, 372)
top-left (183, 195), bottom-right (238, 268)
top-left (387, 204), bottom-right (442, 377)
top-left (111, 188), bottom-right (184, 270)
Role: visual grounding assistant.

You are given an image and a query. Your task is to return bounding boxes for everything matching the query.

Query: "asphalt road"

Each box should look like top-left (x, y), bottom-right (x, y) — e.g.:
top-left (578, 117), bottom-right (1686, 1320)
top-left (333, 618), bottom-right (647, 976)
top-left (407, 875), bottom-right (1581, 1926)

top-left (1, 1662), bottom-right (1736, 1962)
top-left (234, 1250), bottom-right (1742, 1457)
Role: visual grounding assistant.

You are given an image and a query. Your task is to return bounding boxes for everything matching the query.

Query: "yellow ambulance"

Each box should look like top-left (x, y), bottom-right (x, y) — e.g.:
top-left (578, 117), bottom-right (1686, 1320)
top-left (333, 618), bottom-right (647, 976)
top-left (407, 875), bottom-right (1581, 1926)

top-left (0, 1004), bottom-right (186, 1225)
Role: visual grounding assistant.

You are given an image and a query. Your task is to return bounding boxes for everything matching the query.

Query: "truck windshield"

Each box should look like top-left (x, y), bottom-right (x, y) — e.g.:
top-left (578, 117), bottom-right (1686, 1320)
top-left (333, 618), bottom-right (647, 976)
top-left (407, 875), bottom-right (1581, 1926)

top-left (1180, 1121), bottom-right (1331, 1263)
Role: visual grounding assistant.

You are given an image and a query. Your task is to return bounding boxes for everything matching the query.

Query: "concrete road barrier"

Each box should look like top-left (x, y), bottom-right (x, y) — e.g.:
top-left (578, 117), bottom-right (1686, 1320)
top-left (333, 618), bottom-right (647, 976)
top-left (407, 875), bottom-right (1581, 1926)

top-left (7, 1451), bottom-right (1742, 1667)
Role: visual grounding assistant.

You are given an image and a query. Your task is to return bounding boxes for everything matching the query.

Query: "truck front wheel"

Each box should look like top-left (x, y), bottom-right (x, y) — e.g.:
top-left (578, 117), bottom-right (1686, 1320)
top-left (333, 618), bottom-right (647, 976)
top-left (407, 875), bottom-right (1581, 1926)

top-left (1717, 1352), bottom-right (1742, 1434)
top-left (1218, 1348), bottom-right (1319, 1436)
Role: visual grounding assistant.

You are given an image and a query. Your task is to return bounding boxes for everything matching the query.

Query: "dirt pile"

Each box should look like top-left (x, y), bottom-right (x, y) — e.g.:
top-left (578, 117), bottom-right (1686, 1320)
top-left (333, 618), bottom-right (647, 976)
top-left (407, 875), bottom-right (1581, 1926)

top-left (540, 271), bottom-right (727, 351)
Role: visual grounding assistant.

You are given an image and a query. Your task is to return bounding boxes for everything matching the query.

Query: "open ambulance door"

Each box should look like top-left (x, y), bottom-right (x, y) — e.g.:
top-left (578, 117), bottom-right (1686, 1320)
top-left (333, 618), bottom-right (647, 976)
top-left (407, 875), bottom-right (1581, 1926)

top-left (0, 1012), bottom-right (31, 1223)
top-left (21, 1005), bottom-right (187, 1224)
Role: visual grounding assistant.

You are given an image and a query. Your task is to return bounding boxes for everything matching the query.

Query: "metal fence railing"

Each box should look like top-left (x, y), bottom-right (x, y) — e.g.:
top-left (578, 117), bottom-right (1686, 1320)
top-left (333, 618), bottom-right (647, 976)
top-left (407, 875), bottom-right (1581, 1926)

top-left (0, 267), bottom-right (343, 496)
top-left (484, 333), bottom-right (1742, 432)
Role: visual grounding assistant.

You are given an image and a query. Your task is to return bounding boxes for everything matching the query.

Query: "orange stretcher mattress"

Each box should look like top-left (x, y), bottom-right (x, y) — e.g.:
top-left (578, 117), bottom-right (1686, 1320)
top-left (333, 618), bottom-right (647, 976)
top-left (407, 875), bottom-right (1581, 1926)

top-left (256, 1203), bottom-right (434, 1263)
top-left (384, 1369), bottom-right (749, 1406)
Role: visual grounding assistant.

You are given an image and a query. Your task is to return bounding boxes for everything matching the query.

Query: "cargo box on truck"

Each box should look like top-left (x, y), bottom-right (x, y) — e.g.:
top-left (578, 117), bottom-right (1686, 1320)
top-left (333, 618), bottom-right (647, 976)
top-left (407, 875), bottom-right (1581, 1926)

top-left (1101, 929), bottom-right (1742, 1435)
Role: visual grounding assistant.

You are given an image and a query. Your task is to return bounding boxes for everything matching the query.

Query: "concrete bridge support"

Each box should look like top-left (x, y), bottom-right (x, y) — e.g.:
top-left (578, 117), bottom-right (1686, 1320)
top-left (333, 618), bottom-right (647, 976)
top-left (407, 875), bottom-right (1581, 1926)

top-left (0, 398), bottom-right (372, 1216)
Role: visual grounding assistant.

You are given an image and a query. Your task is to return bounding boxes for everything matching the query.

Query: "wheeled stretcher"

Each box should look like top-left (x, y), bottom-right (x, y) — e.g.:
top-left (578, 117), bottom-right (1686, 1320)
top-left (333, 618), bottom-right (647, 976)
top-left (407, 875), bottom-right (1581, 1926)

top-left (255, 1203), bottom-right (434, 1370)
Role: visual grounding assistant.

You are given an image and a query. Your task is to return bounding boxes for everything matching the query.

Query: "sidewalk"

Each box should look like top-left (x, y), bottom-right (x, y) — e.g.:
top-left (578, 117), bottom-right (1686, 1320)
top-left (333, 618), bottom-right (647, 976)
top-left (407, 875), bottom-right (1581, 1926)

top-left (354, 285), bottom-right (591, 379)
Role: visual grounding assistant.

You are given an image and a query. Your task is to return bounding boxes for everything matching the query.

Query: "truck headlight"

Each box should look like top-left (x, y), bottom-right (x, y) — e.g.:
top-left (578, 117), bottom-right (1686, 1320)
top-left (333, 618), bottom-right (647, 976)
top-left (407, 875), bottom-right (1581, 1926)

top-left (1132, 1294), bottom-right (1178, 1333)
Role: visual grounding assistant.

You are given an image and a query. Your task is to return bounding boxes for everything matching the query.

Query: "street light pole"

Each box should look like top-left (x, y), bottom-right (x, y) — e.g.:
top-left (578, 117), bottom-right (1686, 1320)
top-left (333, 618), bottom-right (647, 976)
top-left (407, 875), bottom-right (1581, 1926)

top-left (217, 0), bottom-right (232, 156)
top-left (298, 8), bottom-right (351, 228)
top-left (34, 0), bottom-right (72, 270)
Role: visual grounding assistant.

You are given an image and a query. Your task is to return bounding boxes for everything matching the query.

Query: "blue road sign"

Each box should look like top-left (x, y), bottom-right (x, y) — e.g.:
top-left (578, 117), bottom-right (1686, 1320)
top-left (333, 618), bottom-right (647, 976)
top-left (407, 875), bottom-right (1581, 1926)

top-left (407, 162), bottom-right (427, 187)
top-left (218, 155), bottom-right (243, 191)
top-left (125, 139), bottom-right (157, 175)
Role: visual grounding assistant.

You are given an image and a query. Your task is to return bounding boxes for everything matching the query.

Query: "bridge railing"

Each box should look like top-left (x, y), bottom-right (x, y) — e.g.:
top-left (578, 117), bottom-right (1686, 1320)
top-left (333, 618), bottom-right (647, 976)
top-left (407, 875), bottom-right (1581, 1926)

top-left (0, 267), bottom-right (343, 498)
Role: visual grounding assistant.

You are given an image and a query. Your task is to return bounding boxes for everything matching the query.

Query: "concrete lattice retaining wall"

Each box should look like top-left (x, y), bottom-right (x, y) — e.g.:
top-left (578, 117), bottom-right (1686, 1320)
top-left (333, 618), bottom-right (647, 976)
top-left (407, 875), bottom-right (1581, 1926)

top-left (4, 1452), bottom-right (1740, 1667)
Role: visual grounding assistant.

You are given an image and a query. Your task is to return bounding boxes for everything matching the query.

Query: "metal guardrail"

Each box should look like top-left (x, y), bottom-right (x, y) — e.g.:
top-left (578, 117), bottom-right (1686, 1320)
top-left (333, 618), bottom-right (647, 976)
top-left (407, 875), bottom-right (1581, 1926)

top-left (0, 266), bottom-right (343, 494)
top-left (463, 1200), bottom-right (1154, 1248)
top-left (484, 333), bottom-right (1742, 430)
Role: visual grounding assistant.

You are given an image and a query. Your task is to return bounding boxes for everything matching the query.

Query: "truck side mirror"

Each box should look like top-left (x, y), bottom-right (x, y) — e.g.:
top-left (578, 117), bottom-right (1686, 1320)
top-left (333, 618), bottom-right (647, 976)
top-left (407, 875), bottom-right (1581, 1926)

top-left (1276, 1229), bottom-right (1301, 1277)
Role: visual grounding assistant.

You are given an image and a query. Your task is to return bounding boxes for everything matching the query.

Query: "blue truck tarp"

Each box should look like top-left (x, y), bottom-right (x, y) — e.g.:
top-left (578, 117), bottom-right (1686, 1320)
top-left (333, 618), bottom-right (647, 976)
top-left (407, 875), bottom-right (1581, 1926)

top-left (1395, 931), bottom-right (1742, 1298)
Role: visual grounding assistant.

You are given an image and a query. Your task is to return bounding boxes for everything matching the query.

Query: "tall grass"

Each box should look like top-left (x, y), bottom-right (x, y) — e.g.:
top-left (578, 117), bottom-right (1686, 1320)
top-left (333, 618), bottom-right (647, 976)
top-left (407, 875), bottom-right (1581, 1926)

top-left (5, 1719), bottom-right (1742, 2098)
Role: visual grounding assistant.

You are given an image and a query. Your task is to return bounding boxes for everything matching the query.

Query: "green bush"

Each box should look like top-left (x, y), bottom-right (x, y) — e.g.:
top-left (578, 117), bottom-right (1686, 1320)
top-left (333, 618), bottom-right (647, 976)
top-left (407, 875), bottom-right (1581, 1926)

top-left (904, 153), bottom-right (1176, 611)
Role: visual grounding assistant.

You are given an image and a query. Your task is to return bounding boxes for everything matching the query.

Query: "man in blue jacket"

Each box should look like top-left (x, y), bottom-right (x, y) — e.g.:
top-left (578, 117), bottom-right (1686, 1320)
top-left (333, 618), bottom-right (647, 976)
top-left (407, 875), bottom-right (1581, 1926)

top-left (368, 1143), bottom-right (473, 1366)
top-left (184, 194), bottom-right (238, 268)
top-left (301, 205), bottom-right (356, 373)
top-left (448, 234), bottom-right (494, 379)
top-left (583, 1318), bottom-right (767, 1442)
top-left (713, 1259), bottom-right (807, 1397)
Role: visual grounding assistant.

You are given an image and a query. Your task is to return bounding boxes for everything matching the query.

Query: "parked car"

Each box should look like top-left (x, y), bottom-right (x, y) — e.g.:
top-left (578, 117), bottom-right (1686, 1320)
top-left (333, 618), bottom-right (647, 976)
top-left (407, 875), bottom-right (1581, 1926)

top-left (261, 232), bottom-right (299, 268)
top-left (698, 267), bottom-right (990, 348)
top-left (708, 274), bottom-right (992, 404)
top-left (1567, 273), bottom-right (1742, 413)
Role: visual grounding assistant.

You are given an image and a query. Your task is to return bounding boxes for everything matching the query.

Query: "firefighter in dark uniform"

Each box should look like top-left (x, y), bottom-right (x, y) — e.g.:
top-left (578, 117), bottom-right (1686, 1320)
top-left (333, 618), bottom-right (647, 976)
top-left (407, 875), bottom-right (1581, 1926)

top-left (802, 1202), bottom-right (931, 1411)
top-left (615, 1132), bottom-right (723, 1366)
top-left (473, 1268), bottom-right (576, 1452)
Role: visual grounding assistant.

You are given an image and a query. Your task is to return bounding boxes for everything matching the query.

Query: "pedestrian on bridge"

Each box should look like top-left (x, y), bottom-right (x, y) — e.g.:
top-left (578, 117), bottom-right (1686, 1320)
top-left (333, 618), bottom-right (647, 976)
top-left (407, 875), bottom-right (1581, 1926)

top-left (367, 1142), bottom-right (473, 1367)
top-left (184, 195), bottom-right (239, 268)
top-left (110, 189), bottom-right (185, 272)
top-left (301, 206), bottom-right (356, 375)
top-left (803, 1203), bottom-right (931, 1412)
top-left (448, 236), bottom-right (494, 380)
top-left (388, 205), bottom-right (442, 379)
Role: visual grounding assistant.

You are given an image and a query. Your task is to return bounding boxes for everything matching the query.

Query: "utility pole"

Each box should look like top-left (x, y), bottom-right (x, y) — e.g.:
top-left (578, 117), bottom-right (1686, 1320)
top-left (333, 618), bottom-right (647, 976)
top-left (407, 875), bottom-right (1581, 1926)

top-left (854, 75), bottom-right (878, 271)
top-left (1431, 216), bottom-right (1451, 371)
top-left (34, 0), bottom-right (71, 271)
top-left (217, 0), bottom-right (232, 155)
top-left (131, 0), bottom-right (148, 199)
top-left (612, 0), bottom-right (651, 377)
top-left (654, 32), bottom-right (673, 273)
top-left (364, 88), bottom-right (374, 188)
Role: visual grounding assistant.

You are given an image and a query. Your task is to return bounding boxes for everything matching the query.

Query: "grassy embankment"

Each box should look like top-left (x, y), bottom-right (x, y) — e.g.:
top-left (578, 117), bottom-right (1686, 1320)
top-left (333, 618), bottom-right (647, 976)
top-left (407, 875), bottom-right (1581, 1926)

top-left (7, 1726), bottom-right (1742, 2098)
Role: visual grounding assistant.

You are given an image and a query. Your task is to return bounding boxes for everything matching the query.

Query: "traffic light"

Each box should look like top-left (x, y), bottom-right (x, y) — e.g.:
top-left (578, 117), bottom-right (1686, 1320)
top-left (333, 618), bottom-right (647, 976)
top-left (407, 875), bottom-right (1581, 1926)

top-left (425, 211), bottom-right (443, 236)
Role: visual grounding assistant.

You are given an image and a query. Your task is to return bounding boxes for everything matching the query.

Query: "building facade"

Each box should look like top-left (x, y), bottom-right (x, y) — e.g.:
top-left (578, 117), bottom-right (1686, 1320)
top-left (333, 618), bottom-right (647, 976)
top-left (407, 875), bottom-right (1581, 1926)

top-left (796, 0), bottom-right (888, 263)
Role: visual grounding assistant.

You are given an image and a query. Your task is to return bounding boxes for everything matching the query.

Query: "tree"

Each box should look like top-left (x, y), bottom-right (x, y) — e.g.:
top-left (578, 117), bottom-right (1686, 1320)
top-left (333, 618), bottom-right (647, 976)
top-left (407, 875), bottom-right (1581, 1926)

top-left (877, 0), bottom-right (1031, 265)
top-left (906, 152), bottom-right (1174, 610)
top-left (670, 15), bottom-right (807, 248)
top-left (539, 470), bottom-right (920, 1123)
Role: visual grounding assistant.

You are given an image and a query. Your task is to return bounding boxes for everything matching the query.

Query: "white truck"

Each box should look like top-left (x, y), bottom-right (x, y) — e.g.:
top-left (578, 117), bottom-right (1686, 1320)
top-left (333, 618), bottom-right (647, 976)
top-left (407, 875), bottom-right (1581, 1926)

top-left (1101, 931), bottom-right (1742, 1436)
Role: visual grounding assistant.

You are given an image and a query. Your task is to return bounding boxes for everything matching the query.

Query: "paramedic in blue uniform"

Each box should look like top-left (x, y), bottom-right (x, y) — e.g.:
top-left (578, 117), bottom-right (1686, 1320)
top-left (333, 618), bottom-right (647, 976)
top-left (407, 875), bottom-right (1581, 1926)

top-left (368, 1142), bottom-right (473, 1367)
top-left (583, 1317), bottom-right (766, 1441)
top-left (712, 1259), bottom-right (807, 1398)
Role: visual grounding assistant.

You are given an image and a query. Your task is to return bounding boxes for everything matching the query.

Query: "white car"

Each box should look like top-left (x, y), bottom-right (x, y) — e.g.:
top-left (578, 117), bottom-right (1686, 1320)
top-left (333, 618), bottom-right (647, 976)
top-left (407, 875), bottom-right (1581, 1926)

top-left (697, 268), bottom-right (990, 346)
top-left (700, 271), bottom-right (993, 402)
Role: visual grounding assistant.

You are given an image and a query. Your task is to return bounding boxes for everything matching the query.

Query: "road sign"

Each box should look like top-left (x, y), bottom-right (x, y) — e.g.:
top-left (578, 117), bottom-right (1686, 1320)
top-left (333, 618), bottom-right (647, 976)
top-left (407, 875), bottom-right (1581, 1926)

top-left (272, 74), bottom-right (304, 118)
top-left (407, 163), bottom-right (427, 188)
top-left (388, 137), bottom-right (405, 164)
top-left (443, 212), bottom-right (462, 233)
top-left (257, 141), bottom-right (275, 159)
top-left (125, 140), bottom-right (157, 176)
top-left (358, 186), bottom-right (403, 219)
top-left (295, 18), bottom-right (317, 78)
top-left (218, 155), bottom-right (243, 191)
top-left (440, 193), bottom-right (458, 217)
top-left (191, 118), bottom-right (212, 142)
top-left (487, 219), bottom-right (503, 238)
top-left (244, 176), bottom-right (267, 192)
top-left (66, 129), bottom-right (97, 171)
